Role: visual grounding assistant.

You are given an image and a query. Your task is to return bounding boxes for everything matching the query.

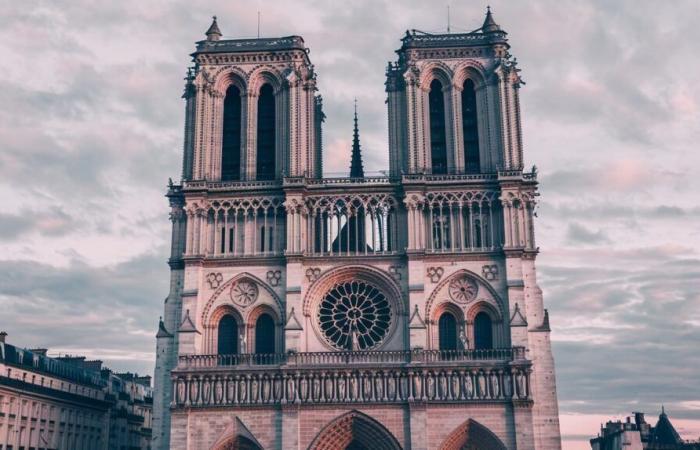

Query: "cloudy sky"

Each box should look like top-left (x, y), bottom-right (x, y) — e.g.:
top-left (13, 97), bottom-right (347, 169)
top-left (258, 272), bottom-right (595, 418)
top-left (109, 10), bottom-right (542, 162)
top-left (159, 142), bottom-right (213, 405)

top-left (1, 1), bottom-right (699, 448)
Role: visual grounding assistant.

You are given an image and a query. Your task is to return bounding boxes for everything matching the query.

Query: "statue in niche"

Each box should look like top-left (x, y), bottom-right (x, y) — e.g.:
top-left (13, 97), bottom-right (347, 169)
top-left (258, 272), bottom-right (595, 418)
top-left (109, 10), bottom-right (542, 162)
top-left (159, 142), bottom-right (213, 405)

top-left (363, 374), bottom-right (373, 400)
top-left (426, 374), bottom-right (435, 399)
top-left (477, 372), bottom-right (487, 399)
top-left (451, 372), bottom-right (460, 399)
top-left (251, 377), bottom-right (259, 403)
top-left (325, 376), bottom-right (334, 402)
top-left (287, 376), bottom-right (296, 402)
top-left (463, 372), bottom-right (473, 398)
top-left (439, 372), bottom-right (448, 399)
top-left (387, 375), bottom-right (396, 400)
top-left (238, 378), bottom-right (247, 403)
top-left (273, 375), bottom-right (282, 400)
top-left (177, 379), bottom-right (185, 404)
top-left (312, 376), bottom-right (321, 401)
top-left (490, 372), bottom-right (500, 398)
top-left (503, 372), bottom-right (512, 397)
top-left (375, 374), bottom-right (384, 400)
top-left (262, 378), bottom-right (271, 402)
top-left (350, 374), bottom-right (359, 401)
top-left (299, 376), bottom-right (308, 401)
top-left (240, 333), bottom-right (247, 354)
top-left (214, 379), bottom-right (223, 403)
top-left (517, 371), bottom-right (527, 398)
top-left (337, 374), bottom-right (346, 401)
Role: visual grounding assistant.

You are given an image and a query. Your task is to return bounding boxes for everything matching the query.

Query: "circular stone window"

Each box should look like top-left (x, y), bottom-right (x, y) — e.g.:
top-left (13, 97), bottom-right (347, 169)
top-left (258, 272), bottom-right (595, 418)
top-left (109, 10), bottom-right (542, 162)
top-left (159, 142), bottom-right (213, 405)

top-left (317, 281), bottom-right (392, 351)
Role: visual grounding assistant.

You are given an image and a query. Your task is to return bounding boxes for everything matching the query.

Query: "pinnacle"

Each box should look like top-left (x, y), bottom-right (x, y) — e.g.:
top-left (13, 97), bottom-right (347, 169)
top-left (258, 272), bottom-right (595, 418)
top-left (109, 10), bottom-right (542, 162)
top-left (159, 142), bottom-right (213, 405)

top-left (206, 15), bottom-right (222, 41)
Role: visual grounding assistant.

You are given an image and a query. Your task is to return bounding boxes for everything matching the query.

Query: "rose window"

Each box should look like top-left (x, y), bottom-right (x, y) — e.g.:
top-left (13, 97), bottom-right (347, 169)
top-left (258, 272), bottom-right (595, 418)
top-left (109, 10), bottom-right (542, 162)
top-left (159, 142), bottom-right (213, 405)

top-left (448, 276), bottom-right (478, 304)
top-left (230, 280), bottom-right (258, 307)
top-left (317, 281), bottom-right (392, 351)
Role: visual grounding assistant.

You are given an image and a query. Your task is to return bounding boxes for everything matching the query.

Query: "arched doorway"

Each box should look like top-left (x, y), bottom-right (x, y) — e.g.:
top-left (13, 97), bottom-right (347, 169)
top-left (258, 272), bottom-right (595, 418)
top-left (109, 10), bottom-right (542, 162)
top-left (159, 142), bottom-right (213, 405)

top-left (308, 410), bottom-right (402, 450)
top-left (217, 314), bottom-right (239, 355)
top-left (474, 312), bottom-right (493, 350)
top-left (439, 419), bottom-right (507, 450)
top-left (438, 312), bottom-right (458, 351)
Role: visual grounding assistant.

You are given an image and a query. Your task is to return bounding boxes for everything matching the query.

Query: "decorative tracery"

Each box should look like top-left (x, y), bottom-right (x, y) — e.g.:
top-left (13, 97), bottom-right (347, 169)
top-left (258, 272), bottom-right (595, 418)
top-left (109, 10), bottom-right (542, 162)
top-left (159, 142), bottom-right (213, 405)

top-left (317, 281), bottom-right (392, 351)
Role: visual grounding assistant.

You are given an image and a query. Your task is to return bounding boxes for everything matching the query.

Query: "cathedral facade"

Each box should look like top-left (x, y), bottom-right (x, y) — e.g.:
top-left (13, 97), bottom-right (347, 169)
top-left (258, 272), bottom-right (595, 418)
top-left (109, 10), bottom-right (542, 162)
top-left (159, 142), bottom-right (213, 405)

top-left (152, 10), bottom-right (562, 450)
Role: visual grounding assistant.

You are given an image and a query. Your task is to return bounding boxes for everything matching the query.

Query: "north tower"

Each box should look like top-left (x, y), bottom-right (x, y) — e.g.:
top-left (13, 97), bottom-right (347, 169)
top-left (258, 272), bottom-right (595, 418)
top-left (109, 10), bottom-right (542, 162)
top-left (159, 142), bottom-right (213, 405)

top-left (153, 10), bottom-right (562, 450)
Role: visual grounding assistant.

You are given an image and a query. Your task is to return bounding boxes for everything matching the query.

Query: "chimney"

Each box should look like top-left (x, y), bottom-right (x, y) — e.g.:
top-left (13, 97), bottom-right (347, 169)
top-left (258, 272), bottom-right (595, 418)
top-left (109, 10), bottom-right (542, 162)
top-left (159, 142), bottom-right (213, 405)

top-left (0, 331), bottom-right (7, 343)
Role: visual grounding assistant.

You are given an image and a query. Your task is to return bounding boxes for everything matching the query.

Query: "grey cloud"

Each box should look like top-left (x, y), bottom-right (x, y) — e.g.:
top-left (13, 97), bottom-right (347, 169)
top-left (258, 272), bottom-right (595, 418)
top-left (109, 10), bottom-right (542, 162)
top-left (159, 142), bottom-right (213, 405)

top-left (566, 222), bottom-right (611, 245)
top-left (0, 207), bottom-right (78, 240)
top-left (0, 248), bottom-right (170, 374)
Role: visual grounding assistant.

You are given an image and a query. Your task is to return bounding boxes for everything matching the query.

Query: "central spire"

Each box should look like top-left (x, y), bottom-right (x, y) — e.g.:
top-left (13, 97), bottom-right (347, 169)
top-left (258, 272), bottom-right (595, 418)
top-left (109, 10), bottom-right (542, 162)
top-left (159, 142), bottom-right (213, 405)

top-left (349, 99), bottom-right (364, 178)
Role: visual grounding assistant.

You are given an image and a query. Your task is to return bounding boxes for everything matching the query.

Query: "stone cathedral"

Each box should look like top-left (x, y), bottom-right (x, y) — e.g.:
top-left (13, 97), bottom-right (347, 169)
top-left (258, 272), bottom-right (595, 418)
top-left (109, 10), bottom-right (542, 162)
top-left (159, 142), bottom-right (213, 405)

top-left (152, 9), bottom-right (562, 450)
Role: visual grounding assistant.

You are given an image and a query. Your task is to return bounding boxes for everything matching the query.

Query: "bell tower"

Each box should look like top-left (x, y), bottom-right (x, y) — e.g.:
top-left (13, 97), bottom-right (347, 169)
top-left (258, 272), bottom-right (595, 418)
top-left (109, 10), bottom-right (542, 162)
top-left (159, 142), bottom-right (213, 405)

top-left (386, 7), bottom-right (523, 177)
top-left (182, 17), bottom-right (323, 182)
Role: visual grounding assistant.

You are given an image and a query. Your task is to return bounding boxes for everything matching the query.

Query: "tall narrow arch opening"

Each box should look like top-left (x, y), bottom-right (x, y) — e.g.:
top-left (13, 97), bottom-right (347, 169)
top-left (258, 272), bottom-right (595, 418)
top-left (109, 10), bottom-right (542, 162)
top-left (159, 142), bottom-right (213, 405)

top-left (217, 315), bottom-right (239, 355)
top-left (429, 79), bottom-right (447, 175)
top-left (254, 313), bottom-right (275, 354)
top-left (221, 84), bottom-right (242, 181)
top-left (474, 312), bottom-right (493, 350)
top-left (461, 79), bottom-right (480, 173)
top-left (438, 312), bottom-right (458, 351)
top-left (256, 83), bottom-right (276, 180)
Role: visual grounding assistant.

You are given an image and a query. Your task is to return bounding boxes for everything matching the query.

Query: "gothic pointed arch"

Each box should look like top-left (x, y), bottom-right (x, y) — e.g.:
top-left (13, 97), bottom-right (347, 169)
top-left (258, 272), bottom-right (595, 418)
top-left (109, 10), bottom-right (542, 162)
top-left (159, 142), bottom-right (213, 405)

top-left (308, 410), bottom-right (402, 450)
top-left (425, 269), bottom-right (503, 323)
top-left (202, 272), bottom-right (284, 353)
top-left (439, 419), bottom-right (507, 450)
top-left (210, 417), bottom-right (263, 450)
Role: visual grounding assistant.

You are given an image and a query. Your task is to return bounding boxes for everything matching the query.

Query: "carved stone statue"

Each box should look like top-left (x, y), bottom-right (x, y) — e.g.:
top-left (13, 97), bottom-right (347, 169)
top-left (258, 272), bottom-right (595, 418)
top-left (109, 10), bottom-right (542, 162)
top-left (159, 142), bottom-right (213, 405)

top-left (459, 330), bottom-right (469, 350)
top-left (240, 333), bottom-right (247, 354)
top-left (463, 372), bottom-right (473, 398)
top-left (490, 372), bottom-right (500, 398)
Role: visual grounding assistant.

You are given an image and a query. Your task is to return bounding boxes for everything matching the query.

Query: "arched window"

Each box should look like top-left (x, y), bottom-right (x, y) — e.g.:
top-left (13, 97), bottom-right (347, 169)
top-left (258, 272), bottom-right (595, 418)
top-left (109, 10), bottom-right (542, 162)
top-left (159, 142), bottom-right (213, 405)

top-left (474, 312), bottom-right (493, 350)
top-left (255, 313), bottom-right (275, 354)
top-left (256, 84), bottom-right (276, 180)
top-left (462, 79), bottom-right (480, 173)
top-left (438, 312), bottom-right (458, 351)
top-left (429, 79), bottom-right (447, 174)
top-left (217, 315), bottom-right (238, 355)
top-left (221, 85), bottom-right (242, 181)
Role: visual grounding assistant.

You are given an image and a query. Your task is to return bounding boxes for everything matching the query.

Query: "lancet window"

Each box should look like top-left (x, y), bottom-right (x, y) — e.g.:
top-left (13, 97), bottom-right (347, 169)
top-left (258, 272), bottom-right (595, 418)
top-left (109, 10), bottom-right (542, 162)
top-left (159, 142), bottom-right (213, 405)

top-left (474, 312), bottom-right (493, 350)
top-left (221, 85), bottom-right (242, 181)
top-left (305, 193), bottom-right (399, 256)
top-left (438, 312), bottom-right (458, 351)
top-left (429, 79), bottom-right (448, 175)
top-left (217, 315), bottom-right (238, 355)
top-left (256, 84), bottom-right (276, 180)
top-left (461, 79), bottom-right (480, 173)
top-left (254, 313), bottom-right (275, 355)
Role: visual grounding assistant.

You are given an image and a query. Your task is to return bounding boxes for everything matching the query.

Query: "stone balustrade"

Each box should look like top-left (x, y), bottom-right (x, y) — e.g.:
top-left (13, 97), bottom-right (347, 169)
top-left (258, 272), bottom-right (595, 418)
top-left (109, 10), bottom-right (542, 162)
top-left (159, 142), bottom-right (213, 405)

top-left (171, 348), bottom-right (530, 408)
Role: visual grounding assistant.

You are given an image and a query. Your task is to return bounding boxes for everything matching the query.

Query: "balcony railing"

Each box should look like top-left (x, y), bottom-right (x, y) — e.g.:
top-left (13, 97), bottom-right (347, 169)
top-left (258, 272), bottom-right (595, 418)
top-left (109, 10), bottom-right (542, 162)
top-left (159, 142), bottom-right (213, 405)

top-left (177, 347), bottom-right (525, 369)
top-left (171, 348), bottom-right (530, 408)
